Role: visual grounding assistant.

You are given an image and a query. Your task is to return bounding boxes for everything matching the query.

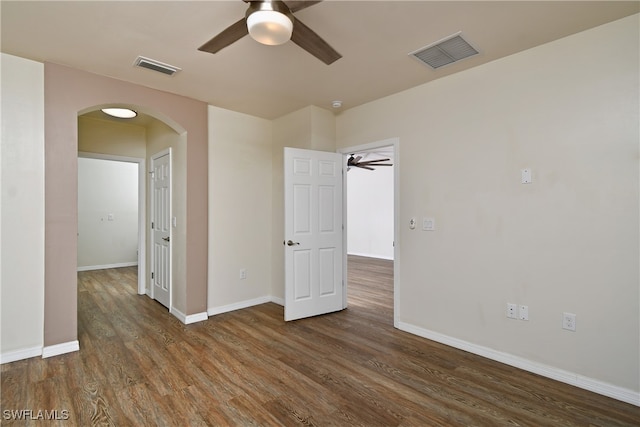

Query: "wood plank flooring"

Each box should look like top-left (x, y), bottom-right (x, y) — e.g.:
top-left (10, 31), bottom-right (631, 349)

top-left (2, 255), bottom-right (639, 426)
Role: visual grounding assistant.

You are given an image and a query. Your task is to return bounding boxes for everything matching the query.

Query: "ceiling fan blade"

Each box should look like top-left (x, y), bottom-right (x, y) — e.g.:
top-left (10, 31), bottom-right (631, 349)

top-left (198, 18), bottom-right (248, 54)
top-left (284, 0), bottom-right (323, 13)
top-left (353, 155), bottom-right (362, 163)
top-left (291, 18), bottom-right (341, 65)
top-left (358, 158), bottom-right (390, 164)
top-left (357, 165), bottom-right (375, 171)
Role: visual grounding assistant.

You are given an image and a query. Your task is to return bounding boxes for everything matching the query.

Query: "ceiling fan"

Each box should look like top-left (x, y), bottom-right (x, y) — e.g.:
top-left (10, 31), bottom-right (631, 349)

top-left (347, 155), bottom-right (393, 171)
top-left (198, 0), bottom-right (342, 65)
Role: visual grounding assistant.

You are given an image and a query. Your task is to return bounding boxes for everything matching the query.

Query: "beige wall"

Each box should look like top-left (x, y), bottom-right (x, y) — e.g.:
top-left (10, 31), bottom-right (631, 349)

top-left (336, 15), bottom-right (639, 393)
top-left (77, 157), bottom-right (139, 269)
top-left (208, 106), bottom-right (273, 311)
top-left (43, 63), bottom-right (208, 347)
top-left (78, 116), bottom-right (146, 158)
top-left (2, 14), bottom-right (637, 404)
top-left (347, 163), bottom-right (394, 260)
top-left (78, 116), bottom-right (146, 271)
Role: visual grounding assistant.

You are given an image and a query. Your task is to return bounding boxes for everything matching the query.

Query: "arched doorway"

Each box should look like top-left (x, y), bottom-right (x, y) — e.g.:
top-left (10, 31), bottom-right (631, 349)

top-left (77, 107), bottom-right (182, 308)
top-left (43, 63), bottom-right (208, 356)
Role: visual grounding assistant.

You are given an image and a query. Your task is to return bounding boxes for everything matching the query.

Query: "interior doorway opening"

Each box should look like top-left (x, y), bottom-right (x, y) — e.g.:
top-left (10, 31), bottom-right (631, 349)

top-left (340, 138), bottom-right (399, 327)
top-left (77, 153), bottom-right (145, 294)
top-left (77, 106), bottom-right (182, 299)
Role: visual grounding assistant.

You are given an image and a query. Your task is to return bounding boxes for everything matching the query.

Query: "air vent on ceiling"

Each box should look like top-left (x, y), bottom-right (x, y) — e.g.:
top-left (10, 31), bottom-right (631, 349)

top-left (409, 33), bottom-right (479, 69)
top-left (134, 56), bottom-right (181, 76)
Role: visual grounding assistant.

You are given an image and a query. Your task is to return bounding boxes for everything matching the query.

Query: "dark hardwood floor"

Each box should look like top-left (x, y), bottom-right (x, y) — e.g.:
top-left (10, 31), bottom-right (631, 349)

top-left (2, 255), bottom-right (639, 426)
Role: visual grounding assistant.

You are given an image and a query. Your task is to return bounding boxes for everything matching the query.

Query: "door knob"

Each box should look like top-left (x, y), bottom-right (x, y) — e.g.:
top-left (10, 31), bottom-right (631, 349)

top-left (285, 240), bottom-right (299, 246)
top-left (162, 236), bottom-right (170, 242)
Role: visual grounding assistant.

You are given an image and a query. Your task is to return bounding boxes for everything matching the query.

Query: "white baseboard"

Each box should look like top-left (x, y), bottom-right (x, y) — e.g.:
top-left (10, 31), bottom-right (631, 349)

top-left (171, 307), bottom-right (208, 325)
top-left (270, 296), bottom-right (284, 306)
top-left (208, 296), bottom-right (272, 316)
top-left (398, 321), bottom-right (640, 407)
top-left (77, 262), bottom-right (138, 272)
top-left (42, 340), bottom-right (79, 359)
top-left (184, 312), bottom-right (208, 324)
top-left (1, 346), bottom-right (42, 364)
top-left (347, 252), bottom-right (394, 261)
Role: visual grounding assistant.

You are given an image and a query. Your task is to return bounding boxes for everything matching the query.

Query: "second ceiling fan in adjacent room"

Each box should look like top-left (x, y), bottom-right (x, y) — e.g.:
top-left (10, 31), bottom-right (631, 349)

top-left (347, 155), bottom-right (393, 171)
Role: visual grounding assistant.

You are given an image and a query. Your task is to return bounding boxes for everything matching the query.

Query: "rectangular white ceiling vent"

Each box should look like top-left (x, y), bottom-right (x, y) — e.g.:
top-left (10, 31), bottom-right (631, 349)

top-left (409, 32), bottom-right (479, 69)
top-left (134, 56), bottom-right (181, 76)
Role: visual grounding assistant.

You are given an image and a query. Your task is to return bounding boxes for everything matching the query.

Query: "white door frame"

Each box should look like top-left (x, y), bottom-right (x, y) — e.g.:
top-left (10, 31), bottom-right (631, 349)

top-left (78, 151), bottom-right (146, 295)
top-left (338, 137), bottom-right (400, 328)
top-left (150, 148), bottom-right (172, 308)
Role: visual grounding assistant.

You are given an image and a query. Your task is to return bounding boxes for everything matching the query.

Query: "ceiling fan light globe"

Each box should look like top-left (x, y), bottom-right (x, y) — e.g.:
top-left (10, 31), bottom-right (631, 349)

top-left (247, 10), bottom-right (293, 45)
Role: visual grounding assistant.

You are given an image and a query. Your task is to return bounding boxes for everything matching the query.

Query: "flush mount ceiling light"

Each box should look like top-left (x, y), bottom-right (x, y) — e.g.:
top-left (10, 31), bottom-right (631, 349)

top-left (246, 1), bottom-right (293, 46)
top-left (101, 108), bottom-right (137, 119)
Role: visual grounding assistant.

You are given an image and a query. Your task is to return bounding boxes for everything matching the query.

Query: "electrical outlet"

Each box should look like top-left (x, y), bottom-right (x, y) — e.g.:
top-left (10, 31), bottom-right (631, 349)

top-left (507, 303), bottom-right (517, 319)
top-left (519, 305), bottom-right (529, 321)
top-left (239, 268), bottom-right (247, 280)
top-left (562, 312), bottom-right (576, 331)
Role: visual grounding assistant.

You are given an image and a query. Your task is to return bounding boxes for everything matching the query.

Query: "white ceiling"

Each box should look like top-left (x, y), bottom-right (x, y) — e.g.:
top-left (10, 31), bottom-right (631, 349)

top-left (2, 1), bottom-right (638, 120)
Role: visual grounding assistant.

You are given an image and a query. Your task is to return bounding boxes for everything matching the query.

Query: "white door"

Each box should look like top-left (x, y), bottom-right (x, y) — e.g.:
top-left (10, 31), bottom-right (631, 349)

top-left (151, 150), bottom-right (171, 309)
top-left (284, 147), bottom-right (344, 321)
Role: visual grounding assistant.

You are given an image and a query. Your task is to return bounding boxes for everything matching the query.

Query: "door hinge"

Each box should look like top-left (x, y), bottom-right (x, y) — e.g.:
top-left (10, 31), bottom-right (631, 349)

top-left (151, 222), bottom-right (154, 229)
top-left (151, 272), bottom-right (154, 279)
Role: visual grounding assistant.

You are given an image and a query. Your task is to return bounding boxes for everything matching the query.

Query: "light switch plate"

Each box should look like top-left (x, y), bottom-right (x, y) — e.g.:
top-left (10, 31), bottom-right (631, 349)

top-left (521, 168), bottom-right (532, 184)
top-left (507, 303), bottom-right (517, 319)
top-left (422, 217), bottom-right (435, 231)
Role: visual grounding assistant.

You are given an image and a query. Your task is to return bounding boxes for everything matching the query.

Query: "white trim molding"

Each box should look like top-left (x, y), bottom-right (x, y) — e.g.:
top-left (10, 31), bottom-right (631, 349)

top-left (398, 322), bottom-right (640, 407)
top-left (77, 262), bottom-right (138, 272)
top-left (1, 346), bottom-right (43, 364)
top-left (270, 296), bottom-right (284, 306)
top-left (42, 340), bottom-right (79, 359)
top-left (171, 308), bottom-right (208, 325)
top-left (347, 252), bottom-right (394, 261)
top-left (208, 296), bottom-right (273, 316)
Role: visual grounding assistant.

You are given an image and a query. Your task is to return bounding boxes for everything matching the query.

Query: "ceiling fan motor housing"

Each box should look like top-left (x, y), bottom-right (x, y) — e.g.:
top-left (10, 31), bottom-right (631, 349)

top-left (246, 1), bottom-right (295, 46)
top-left (246, 1), bottom-right (294, 20)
